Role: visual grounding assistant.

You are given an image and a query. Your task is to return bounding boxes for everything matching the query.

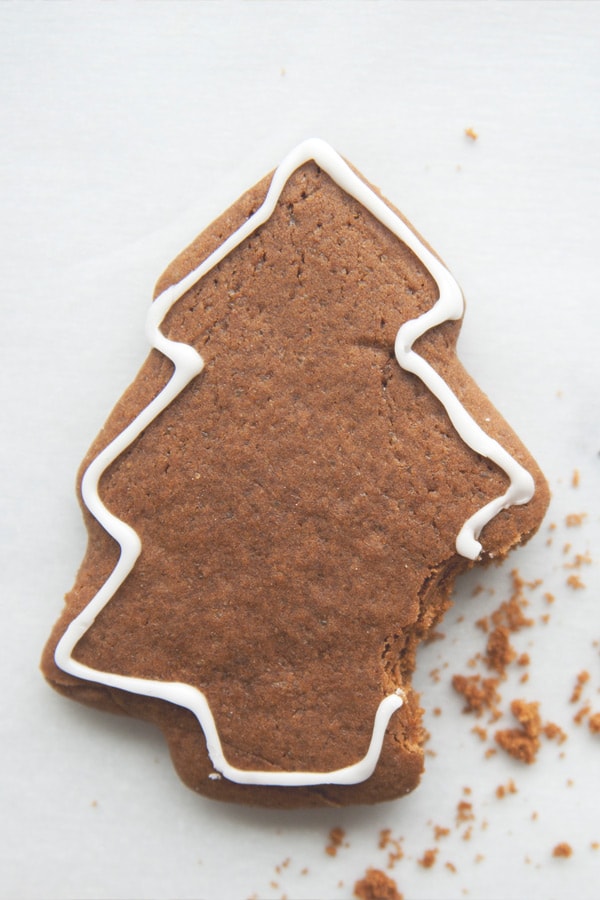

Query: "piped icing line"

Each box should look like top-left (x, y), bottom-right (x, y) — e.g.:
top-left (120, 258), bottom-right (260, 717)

top-left (394, 319), bottom-right (535, 559)
top-left (55, 138), bottom-right (535, 786)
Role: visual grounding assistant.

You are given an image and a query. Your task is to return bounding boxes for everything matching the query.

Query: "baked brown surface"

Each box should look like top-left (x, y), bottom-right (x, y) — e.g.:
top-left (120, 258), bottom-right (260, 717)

top-left (41, 159), bottom-right (549, 807)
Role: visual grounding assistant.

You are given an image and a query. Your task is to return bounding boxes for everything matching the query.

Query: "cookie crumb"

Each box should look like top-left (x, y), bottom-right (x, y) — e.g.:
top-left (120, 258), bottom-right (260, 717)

top-left (571, 469), bottom-right (580, 488)
top-left (565, 513), bottom-right (586, 527)
top-left (471, 724), bottom-right (488, 741)
top-left (588, 712), bottom-right (600, 733)
top-left (465, 127), bottom-right (478, 141)
top-left (570, 671), bottom-right (590, 703)
top-left (456, 800), bottom-right (475, 825)
top-left (326, 826), bottom-right (346, 856)
top-left (354, 868), bottom-right (403, 900)
top-left (543, 721), bottom-right (568, 744)
top-left (495, 699), bottom-right (541, 763)
top-left (496, 779), bottom-right (518, 799)
top-left (491, 572), bottom-right (535, 632)
top-left (452, 673), bottom-right (501, 717)
top-left (552, 842), bottom-right (573, 858)
top-left (379, 829), bottom-right (404, 868)
top-left (564, 551), bottom-right (592, 570)
top-left (566, 574), bottom-right (585, 590)
top-left (574, 703), bottom-right (591, 726)
top-left (418, 848), bottom-right (438, 869)
top-left (486, 626), bottom-right (516, 673)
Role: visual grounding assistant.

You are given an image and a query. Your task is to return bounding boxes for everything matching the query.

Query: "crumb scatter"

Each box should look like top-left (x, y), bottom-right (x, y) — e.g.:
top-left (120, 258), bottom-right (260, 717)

top-left (496, 779), bottom-right (518, 798)
top-left (378, 828), bottom-right (404, 868)
top-left (325, 826), bottom-right (347, 857)
top-left (354, 868), bottom-right (403, 900)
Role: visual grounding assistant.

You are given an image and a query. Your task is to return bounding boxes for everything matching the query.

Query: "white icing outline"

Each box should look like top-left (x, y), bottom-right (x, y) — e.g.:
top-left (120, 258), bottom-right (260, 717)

top-left (55, 139), bottom-right (535, 786)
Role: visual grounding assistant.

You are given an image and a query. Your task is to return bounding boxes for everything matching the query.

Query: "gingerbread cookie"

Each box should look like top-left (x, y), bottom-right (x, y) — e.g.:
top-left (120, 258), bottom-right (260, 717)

top-left (42, 140), bottom-right (549, 807)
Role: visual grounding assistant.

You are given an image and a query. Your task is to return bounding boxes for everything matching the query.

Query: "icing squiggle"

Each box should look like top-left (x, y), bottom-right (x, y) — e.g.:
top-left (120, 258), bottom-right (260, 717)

top-left (55, 138), bottom-right (534, 786)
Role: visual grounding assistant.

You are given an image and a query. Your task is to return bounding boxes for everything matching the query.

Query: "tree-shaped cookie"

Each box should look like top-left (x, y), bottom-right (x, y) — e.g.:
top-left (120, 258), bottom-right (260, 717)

top-left (42, 141), bottom-right (549, 807)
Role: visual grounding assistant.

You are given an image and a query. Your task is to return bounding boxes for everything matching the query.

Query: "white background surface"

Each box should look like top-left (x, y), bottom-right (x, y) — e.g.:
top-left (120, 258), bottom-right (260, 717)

top-left (2, 2), bottom-right (599, 899)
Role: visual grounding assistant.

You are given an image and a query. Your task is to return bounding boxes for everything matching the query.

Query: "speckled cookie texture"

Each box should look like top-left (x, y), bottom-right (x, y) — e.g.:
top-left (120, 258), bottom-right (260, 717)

top-left (42, 152), bottom-right (549, 807)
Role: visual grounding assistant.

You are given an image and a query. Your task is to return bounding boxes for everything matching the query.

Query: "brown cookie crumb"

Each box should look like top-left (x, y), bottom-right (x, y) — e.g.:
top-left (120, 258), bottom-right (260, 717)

top-left (543, 722), bottom-right (568, 744)
top-left (354, 868), bottom-right (403, 900)
top-left (564, 551), bottom-right (592, 570)
top-left (552, 842), bottom-right (573, 858)
top-left (456, 800), bottom-right (475, 825)
top-left (325, 826), bottom-right (346, 856)
top-left (491, 571), bottom-right (535, 632)
top-left (496, 779), bottom-right (518, 798)
top-left (471, 725), bottom-right (488, 741)
top-left (588, 713), bottom-right (600, 734)
top-left (495, 699), bottom-right (541, 763)
top-left (452, 674), bottom-right (501, 717)
top-left (573, 704), bottom-right (591, 726)
top-left (486, 627), bottom-right (516, 673)
top-left (378, 829), bottom-right (404, 868)
top-left (570, 671), bottom-right (590, 703)
top-left (565, 513), bottom-right (587, 527)
top-left (465, 127), bottom-right (478, 141)
top-left (418, 848), bottom-right (438, 868)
